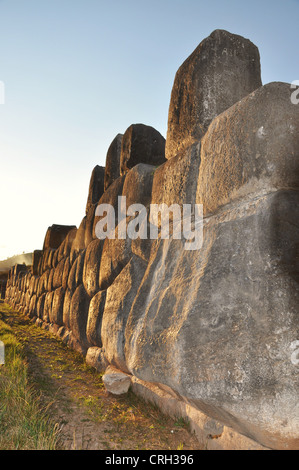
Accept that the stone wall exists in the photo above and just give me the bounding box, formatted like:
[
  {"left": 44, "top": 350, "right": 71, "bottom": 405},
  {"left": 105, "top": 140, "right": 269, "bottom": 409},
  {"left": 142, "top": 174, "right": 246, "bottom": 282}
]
[{"left": 5, "top": 30, "right": 299, "bottom": 450}]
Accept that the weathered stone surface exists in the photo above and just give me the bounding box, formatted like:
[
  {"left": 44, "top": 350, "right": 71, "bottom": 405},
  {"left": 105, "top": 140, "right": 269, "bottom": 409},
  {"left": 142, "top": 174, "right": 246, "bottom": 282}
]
[
  {"left": 165, "top": 29, "right": 262, "bottom": 159},
  {"left": 53, "top": 258, "right": 65, "bottom": 289},
  {"left": 43, "top": 224, "right": 77, "bottom": 250},
  {"left": 51, "top": 287, "right": 65, "bottom": 326},
  {"left": 86, "top": 290, "right": 106, "bottom": 347},
  {"left": 47, "top": 268, "right": 54, "bottom": 292},
  {"left": 62, "top": 288, "right": 72, "bottom": 330},
  {"left": 5, "top": 31, "right": 299, "bottom": 451},
  {"left": 125, "top": 191, "right": 299, "bottom": 450},
  {"left": 85, "top": 347, "right": 109, "bottom": 372},
  {"left": 28, "top": 294, "right": 37, "bottom": 319},
  {"left": 120, "top": 124, "right": 166, "bottom": 175},
  {"left": 93, "top": 175, "right": 126, "bottom": 239},
  {"left": 82, "top": 239, "right": 103, "bottom": 298},
  {"left": 104, "top": 134, "right": 123, "bottom": 191},
  {"left": 70, "top": 218, "right": 86, "bottom": 258},
  {"left": 84, "top": 204, "right": 96, "bottom": 248},
  {"left": 67, "top": 251, "right": 85, "bottom": 292},
  {"left": 36, "top": 293, "right": 46, "bottom": 319},
  {"left": 101, "top": 256, "right": 146, "bottom": 373},
  {"left": 122, "top": 163, "right": 155, "bottom": 209},
  {"left": 62, "top": 228, "right": 77, "bottom": 258},
  {"left": 99, "top": 220, "right": 132, "bottom": 290},
  {"left": 69, "top": 285, "right": 90, "bottom": 348},
  {"left": 196, "top": 82, "right": 299, "bottom": 215},
  {"left": 32, "top": 250, "right": 42, "bottom": 275},
  {"left": 152, "top": 142, "right": 201, "bottom": 207},
  {"left": 62, "top": 257, "right": 71, "bottom": 290},
  {"left": 102, "top": 366, "right": 131, "bottom": 395},
  {"left": 43, "top": 291, "right": 54, "bottom": 324},
  {"left": 131, "top": 377, "right": 268, "bottom": 450},
  {"left": 85, "top": 165, "right": 105, "bottom": 215}
]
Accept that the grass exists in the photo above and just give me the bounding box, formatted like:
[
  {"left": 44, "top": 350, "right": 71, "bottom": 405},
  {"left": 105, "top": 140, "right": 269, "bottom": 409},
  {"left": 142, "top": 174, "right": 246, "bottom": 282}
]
[
  {"left": 0, "top": 303, "right": 60, "bottom": 450},
  {"left": 0, "top": 302, "right": 199, "bottom": 450}
]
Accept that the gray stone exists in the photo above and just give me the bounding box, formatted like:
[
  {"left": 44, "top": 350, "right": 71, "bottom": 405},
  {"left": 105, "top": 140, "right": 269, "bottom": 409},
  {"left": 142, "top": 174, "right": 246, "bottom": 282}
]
[
  {"left": 125, "top": 191, "right": 299, "bottom": 450},
  {"left": 152, "top": 141, "right": 201, "bottom": 207},
  {"left": 197, "top": 82, "right": 299, "bottom": 215},
  {"left": 165, "top": 29, "right": 262, "bottom": 159},
  {"left": 70, "top": 217, "right": 86, "bottom": 258},
  {"left": 67, "top": 250, "right": 85, "bottom": 292},
  {"left": 99, "top": 219, "right": 132, "bottom": 290},
  {"left": 53, "top": 258, "right": 65, "bottom": 289},
  {"left": 120, "top": 124, "right": 166, "bottom": 175},
  {"left": 86, "top": 290, "right": 106, "bottom": 347},
  {"left": 63, "top": 288, "right": 72, "bottom": 330},
  {"left": 102, "top": 366, "right": 131, "bottom": 395},
  {"left": 86, "top": 347, "right": 109, "bottom": 372},
  {"left": 122, "top": 163, "right": 155, "bottom": 209},
  {"left": 69, "top": 285, "right": 90, "bottom": 348},
  {"left": 85, "top": 165, "right": 105, "bottom": 215},
  {"left": 92, "top": 175, "right": 126, "bottom": 239},
  {"left": 104, "top": 133, "right": 123, "bottom": 191},
  {"left": 43, "top": 224, "right": 77, "bottom": 250},
  {"left": 84, "top": 204, "right": 97, "bottom": 248},
  {"left": 32, "top": 250, "right": 42, "bottom": 275},
  {"left": 101, "top": 256, "right": 146, "bottom": 373},
  {"left": 83, "top": 239, "right": 103, "bottom": 297},
  {"left": 51, "top": 287, "right": 65, "bottom": 326},
  {"left": 62, "top": 257, "right": 71, "bottom": 290}
]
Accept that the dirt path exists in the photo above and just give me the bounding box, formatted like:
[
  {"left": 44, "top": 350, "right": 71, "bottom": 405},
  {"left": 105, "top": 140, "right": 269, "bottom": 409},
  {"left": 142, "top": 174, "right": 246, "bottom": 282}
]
[{"left": 1, "top": 304, "right": 200, "bottom": 450}]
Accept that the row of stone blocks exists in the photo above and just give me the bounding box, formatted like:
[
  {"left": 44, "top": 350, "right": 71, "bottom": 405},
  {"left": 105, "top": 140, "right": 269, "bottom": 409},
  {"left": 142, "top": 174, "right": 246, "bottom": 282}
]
[{"left": 4, "top": 29, "right": 299, "bottom": 449}]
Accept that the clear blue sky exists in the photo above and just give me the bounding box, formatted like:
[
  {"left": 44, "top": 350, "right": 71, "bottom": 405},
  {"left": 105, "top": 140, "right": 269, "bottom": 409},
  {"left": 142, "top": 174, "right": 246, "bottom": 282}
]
[{"left": 0, "top": 0, "right": 298, "bottom": 259}]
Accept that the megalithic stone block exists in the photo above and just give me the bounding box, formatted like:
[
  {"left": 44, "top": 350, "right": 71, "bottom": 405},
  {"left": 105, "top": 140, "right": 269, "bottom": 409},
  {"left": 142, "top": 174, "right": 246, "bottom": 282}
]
[
  {"left": 165, "top": 29, "right": 262, "bottom": 159},
  {"left": 43, "top": 224, "right": 77, "bottom": 250},
  {"left": 120, "top": 124, "right": 166, "bottom": 175},
  {"left": 104, "top": 133, "right": 123, "bottom": 191},
  {"left": 86, "top": 165, "right": 105, "bottom": 214}
]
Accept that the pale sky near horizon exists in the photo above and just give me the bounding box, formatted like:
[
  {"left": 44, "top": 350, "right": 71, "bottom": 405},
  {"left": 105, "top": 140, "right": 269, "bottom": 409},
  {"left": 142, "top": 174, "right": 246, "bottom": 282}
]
[{"left": 0, "top": 0, "right": 299, "bottom": 260}]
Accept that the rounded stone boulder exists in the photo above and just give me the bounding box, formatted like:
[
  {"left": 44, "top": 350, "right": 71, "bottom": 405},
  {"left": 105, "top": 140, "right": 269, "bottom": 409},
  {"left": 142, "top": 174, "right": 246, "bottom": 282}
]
[
  {"left": 120, "top": 124, "right": 166, "bottom": 175},
  {"left": 165, "top": 29, "right": 262, "bottom": 159}
]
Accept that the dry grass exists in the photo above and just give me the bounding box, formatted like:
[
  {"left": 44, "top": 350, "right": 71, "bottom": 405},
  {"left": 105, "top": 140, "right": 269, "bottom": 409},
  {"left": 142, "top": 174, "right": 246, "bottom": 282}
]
[
  {"left": 0, "top": 302, "right": 60, "bottom": 450},
  {"left": 0, "top": 301, "right": 200, "bottom": 450}
]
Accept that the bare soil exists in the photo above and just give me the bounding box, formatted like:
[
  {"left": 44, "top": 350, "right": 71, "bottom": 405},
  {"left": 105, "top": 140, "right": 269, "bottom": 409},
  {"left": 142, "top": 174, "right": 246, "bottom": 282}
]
[{"left": 2, "top": 304, "right": 201, "bottom": 451}]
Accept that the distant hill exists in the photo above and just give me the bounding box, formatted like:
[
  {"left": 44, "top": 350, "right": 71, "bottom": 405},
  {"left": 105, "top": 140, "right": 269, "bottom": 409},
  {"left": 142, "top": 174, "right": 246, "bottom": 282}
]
[{"left": 0, "top": 253, "right": 33, "bottom": 273}]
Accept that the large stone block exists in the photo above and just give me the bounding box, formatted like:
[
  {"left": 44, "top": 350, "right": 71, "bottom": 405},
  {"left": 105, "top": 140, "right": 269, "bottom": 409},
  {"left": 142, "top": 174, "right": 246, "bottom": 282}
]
[
  {"left": 86, "top": 290, "right": 106, "bottom": 347},
  {"left": 120, "top": 124, "right": 166, "bottom": 175},
  {"left": 165, "top": 29, "right": 262, "bottom": 159},
  {"left": 82, "top": 239, "right": 104, "bottom": 298},
  {"left": 125, "top": 190, "right": 299, "bottom": 450},
  {"left": 122, "top": 163, "right": 155, "bottom": 209},
  {"left": 92, "top": 175, "right": 125, "bottom": 239},
  {"left": 101, "top": 256, "right": 147, "bottom": 373},
  {"left": 196, "top": 82, "right": 299, "bottom": 215},
  {"left": 152, "top": 141, "right": 201, "bottom": 206},
  {"left": 67, "top": 250, "right": 85, "bottom": 292},
  {"left": 32, "top": 250, "right": 42, "bottom": 275},
  {"left": 99, "top": 220, "right": 132, "bottom": 290},
  {"left": 69, "top": 285, "right": 90, "bottom": 348},
  {"left": 43, "top": 224, "right": 77, "bottom": 250},
  {"left": 53, "top": 258, "right": 65, "bottom": 289},
  {"left": 51, "top": 287, "right": 65, "bottom": 326},
  {"left": 85, "top": 165, "right": 105, "bottom": 215},
  {"left": 104, "top": 133, "right": 123, "bottom": 191},
  {"left": 63, "top": 288, "right": 72, "bottom": 330}
]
